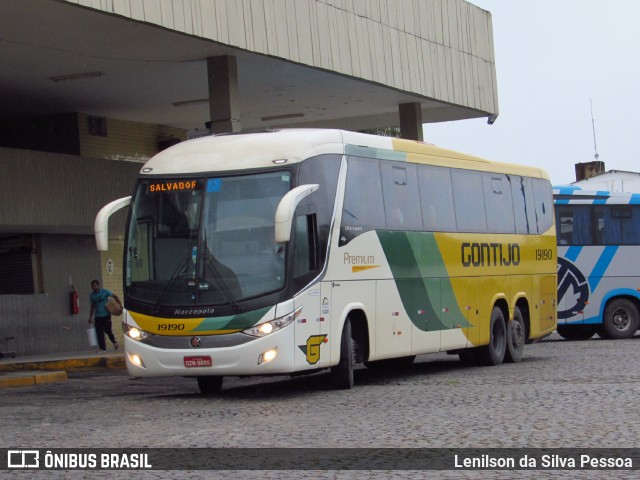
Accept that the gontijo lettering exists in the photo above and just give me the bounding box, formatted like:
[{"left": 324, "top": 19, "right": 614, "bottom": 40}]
[
  {"left": 149, "top": 180, "right": 197, "bottom": 192},
  {"left": 461, "top": 242, "right": 520, "bottom": 267}
]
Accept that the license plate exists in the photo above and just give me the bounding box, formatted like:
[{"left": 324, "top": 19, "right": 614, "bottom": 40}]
[{"left": 184, "top": 355, "right": 212, "bottom": 368}]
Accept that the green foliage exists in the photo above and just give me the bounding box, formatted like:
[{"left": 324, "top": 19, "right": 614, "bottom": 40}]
[{"left": 359, "top": 126, "right": 401, "bottom": 138}]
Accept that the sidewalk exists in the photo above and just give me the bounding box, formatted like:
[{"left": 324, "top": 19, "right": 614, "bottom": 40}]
[{"left": 0, "top": 350, "right": 125, "bottom": 389}]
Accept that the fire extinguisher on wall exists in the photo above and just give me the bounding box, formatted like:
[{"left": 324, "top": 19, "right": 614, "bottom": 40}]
[{"left": 70, "top": 286, "right": 80, "bottom": 315}]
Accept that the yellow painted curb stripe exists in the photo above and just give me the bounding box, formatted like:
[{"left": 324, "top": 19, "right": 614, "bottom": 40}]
[
  {"left": 0, "top": 356, "right": 125, "bottom": 372},
  {"left": 0, "top": 371, "right": 67, "bottom": 389},
  {"left": 34, "top": 371, "right": 68, "bottom": 384},
  {"left": 0, "top": 375, "right": 35, "bottom": 388}
]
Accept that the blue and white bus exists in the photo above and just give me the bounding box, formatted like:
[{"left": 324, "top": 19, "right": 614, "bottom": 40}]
[{"left": 554, "top": 186, "right": 640, "bottom": 340}]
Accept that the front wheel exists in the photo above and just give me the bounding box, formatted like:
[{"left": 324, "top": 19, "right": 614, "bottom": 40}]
[
  {"left": 505, "top": 306, "right": 525, "bottom": 363},
  {"left": 331, "top": 318, "right": 354, "bottom": 389},
  {"left": 602, "top": 299, "right": 640, "bottom": 339},
  {"left": 197, "top": 376, "right": 223, "bottom": 395},
  {"left": 476, "top": 306, "right": 507, "bottom": 366}
]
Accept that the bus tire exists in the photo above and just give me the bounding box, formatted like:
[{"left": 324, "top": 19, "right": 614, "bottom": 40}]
[
  {"left": 331, "top": 318, "right": 354, "bottom": 389},
  {"left": 477, "top": 306, "right": 507, "bottom": 366},
  {"left": 197, "top": 376, "right": 223, "bottom": 395},
  {"left": 556, "top": 324, "right": 596, "bottom": 340},
  {"left": 603, "top": 298, "right": 640, "bottom": 340},
  {"left": 505, "top": 306, "right": 525, "bottom": 363}
]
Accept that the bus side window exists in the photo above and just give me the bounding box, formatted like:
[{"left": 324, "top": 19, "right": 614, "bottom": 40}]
[
  {"left": 532, "top": 178, "right": 554, "bottom": 234},
  {"left": 341, "top": 157, "right": 386, "bottom": 245},
  {"left": 570, "top": 206, "right": 593, "bottom": 245},
  {"left": 555, "top": 206, "right": 572, "bottom": 245},
  {"left": 626, "top": 206, "right": 640, "bottom": 244},
  {"left": 483, "top": 174, "right": 515, "bottom": 233},
  {"left": 297, "top": 154, "right": 342, "bottom": 262},
  {"left": 418, "top": 165, "right": 455, "bottom": 232},
  {"left": 293, "top": 213, "right": 319, "bottom": 278},
  {"left": 511, "top": 176, "right": 536, "bottom": 234},
  {"left": 602, "top": 206, "right": 630, "bottom": 245},
  {"left": 380, "top": 161, "right": 422, "bottom": 231},
  {"left": 592, "top": 205, "right": 640, "bottom": 246},
  {"left": 130, "top": 219, "right": 152, "bottom": 282},
  {"left": 593, "top": 206, "right": 605, "bottom": 245},
  {"left": 451, "top": 169, "right": 487, "bottom": 232}
]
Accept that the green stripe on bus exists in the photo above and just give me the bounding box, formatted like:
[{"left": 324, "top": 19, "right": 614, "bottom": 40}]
[
  {"left": 192, "top": 306, "right": 272, "bottom": 332},
  {"left": 377, "top": 231, "right": 470, "bottom": 331}
]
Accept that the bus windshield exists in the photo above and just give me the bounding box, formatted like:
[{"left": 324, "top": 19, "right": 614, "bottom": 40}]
[{"left": 125, "top": 171, "right": 291, "bottom": 307}]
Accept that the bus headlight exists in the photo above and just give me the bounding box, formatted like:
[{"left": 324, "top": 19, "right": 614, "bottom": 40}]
[
  {"left": 258, "top": 348, "right": 278, "bottom": 365},
  {"left": 124, "top": 324, "right": 152, "bottom": 341},
  {"left": 128, "top": 353, "right": 146, "bottom": 368},
  {"left": 242, "top": 306, "right": 302, "bottom": 337}
]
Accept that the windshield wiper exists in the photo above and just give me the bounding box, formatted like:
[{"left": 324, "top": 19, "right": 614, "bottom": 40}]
[
  {"left": 200, "top": 232, "right": 241, "bottom": 309},
  {"left": 202, "top": 250, "right": 239, "bottom": 310},
  {"left": 154, "top": 253, "right": 193, "bottom": 307}
]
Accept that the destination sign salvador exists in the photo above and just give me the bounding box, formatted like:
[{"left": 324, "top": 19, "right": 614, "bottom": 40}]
[{"left": 148, "top": 180, "right": 197, "bottom": 193}]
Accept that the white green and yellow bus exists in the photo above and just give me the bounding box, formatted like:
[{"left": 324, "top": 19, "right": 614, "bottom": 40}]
[
  {"left": 95, "top": 129, "right": 557, "bottom": 394},
  {"left": 554, "top": 186, "right": 640, "bottom": 340}
]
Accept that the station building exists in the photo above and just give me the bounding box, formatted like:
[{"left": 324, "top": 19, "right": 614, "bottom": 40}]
[
  {"left": 0, "top": 0, "right": 498, "bottom": 356},
  {"left": 573, "top": 162, "right": 640, "bottom": 192}
]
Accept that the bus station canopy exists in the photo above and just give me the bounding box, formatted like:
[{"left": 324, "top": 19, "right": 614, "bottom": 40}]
[{"left": 0, "top": 0, "right": 498, "bottom": 133}]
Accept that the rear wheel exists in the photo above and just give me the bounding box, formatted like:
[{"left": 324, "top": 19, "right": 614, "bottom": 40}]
[
  {"left": 505, "top": 306, "right": 525, "bottom": 363},
  {"left": 602, "top": 299, "right": 640, "bottom": 339},
  {"left": 197, "top": 376, "right": 223, "bottom": 395},
  {"left": 331, "top": 318, "right": 354, "bottom": 389},
  {"left": 476, "top": 306, "right": 507, "bottom": 366},
  {"left": 556, "top": 324, "right": 596, "bottom": 340}
]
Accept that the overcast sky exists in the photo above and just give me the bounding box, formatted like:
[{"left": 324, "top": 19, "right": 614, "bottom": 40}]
[{"left": 423, "top": 0, "right": 640, "bottom": 185}]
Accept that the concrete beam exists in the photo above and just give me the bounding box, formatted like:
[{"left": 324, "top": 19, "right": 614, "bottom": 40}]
[
  {"left": 399, "top": 103, "right": 423, "bottom": 141},
  {"left": 207, "top": 56, "right": 241, "bottom": 134}
]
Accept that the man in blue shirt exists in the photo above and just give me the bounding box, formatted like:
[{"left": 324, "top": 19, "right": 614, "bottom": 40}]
[{"left": 88, "top": 279, "right": 122, "bottom": 353}]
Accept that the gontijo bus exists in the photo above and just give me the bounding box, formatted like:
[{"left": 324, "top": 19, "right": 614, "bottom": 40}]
[
  {"left": 554, "top": 186, "right": 640, "bottom": 340},
  {"left": 95, "top": 129, "right": 557, "bottom": 394}
]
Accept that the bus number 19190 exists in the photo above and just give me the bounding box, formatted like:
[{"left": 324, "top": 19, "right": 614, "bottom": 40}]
[
  {"left": 157, "top": 323, "right": 185, "bottom": 332},
  {"left": 535, "top": 249, "right": 554, "bottom": 261}
]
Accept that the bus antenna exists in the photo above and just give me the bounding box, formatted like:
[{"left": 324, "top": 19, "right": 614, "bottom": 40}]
[{"left": 590, "top": 98, "right": 599, "bottom": 161}]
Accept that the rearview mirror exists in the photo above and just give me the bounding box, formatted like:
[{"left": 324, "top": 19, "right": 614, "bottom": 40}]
[
  {"left": 95, "top": 196, "right": 131, "bottom": 251},
  {"left": 274, "top": 184, "right": 319, "bottom": 243}
]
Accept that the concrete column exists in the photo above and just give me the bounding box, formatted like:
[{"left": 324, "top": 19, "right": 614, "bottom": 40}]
[
  {"left": 207, "top": 56, "right": 241, "bottom": 134},
  {"left": 399, "top": 102, "right": 423, "bottom": 141}
]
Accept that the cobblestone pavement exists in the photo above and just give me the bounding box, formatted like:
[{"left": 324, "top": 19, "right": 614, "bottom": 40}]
[{"left": 2, "top": 332, "right": 639, "bottom": 479}]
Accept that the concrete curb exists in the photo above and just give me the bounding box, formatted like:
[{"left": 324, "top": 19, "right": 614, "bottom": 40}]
[
  {"left": 0, "top": 354, "right": 125, "bottom": 389},
  {"left": 0, "top": 371, "right": 68, "bottom": 389},
  {"left": 0, "top": 355, "right": 125, "bottom": 372}
]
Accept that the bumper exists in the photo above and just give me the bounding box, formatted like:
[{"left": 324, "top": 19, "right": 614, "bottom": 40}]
[{"left": 124, "top": 325, "right": 295, "bottom": 377}]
